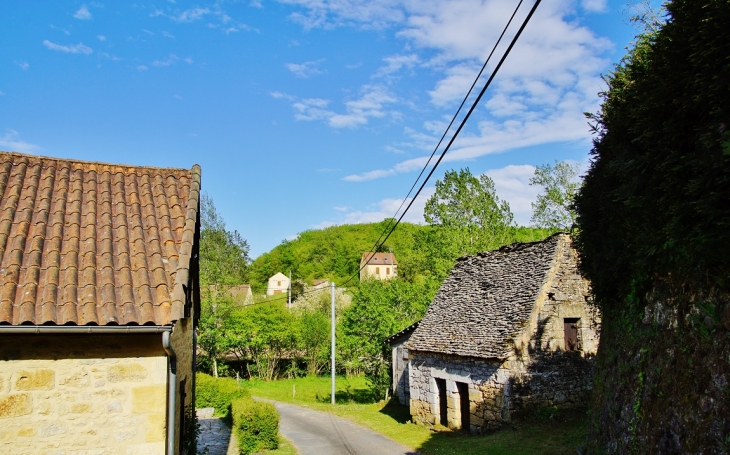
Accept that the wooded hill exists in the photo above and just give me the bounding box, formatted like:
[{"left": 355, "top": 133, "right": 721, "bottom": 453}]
[{"left": 248, "top": 220, "right": 556, "bottom": 293}]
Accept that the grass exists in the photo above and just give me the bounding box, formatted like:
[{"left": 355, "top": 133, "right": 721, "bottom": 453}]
[{"left": 244, "top": 375, "right": 588, "bottom": 455}]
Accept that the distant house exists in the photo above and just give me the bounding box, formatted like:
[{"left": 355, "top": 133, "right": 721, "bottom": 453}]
[
  {"left": 311, "top": 279, "right": 329, "bottom": 289},
  {"left": 266, "top": 272, "right": 290, "bottom": 296},
  {"left": 0, "top": 151, "right": 201, "bottom": 454},
  {"left": 360, "top": 252, "right": 398, "bottom": 281},
  {"left": 403, "top": 234, "right": 599, "bottom": 433}
]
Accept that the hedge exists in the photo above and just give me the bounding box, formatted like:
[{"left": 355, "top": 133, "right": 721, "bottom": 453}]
[
  {"left": 231, "top": 398, "right": 279, "bottom": 455},
  {"left": 196, "top": 373, "right": 250, "bottom": 418}
]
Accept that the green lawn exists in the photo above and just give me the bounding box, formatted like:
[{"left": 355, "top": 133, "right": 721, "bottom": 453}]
[{"left": 244, "top": 375, "right": 588, "bottom": 455}]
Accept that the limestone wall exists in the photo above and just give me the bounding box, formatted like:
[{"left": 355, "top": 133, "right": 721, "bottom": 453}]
[
  {"left": 0, "top": 334, "right": 167, "bottom": 455},
  {"left": 170, "top": 317, "right": 195, "bottom": 455},
  {"left": 409, "top": 352, "right": 506, "bottom": 433}
]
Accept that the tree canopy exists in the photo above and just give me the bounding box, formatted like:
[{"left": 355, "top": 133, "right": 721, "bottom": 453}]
[{"left": 529, "top": 160, "right": 581, "bottom": 230}]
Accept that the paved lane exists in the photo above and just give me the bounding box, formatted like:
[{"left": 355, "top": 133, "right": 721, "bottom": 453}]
[{"left": 263, "top": 400, "right": 419, "bottom": 455}]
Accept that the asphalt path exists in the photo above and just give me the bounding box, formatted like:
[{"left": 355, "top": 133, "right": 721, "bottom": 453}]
[{"left": 261, "top": 399, "right": 419, "bottom": 455}]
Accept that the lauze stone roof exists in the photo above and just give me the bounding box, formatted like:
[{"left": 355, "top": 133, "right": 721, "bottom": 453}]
[
  {"left": 408, "top": 234, "right": 565, "bottom": 360},
  {"left": 360, "top": 252, "right": 397, "bottom": 266},
  {"left": 0, "top": 151, "right": 200, "bottom": 326}
]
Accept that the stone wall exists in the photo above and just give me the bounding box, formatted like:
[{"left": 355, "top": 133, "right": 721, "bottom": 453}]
[
  {"left": 170, "top": 317, "right": 195, "bottom": 455},
  {"left": 0, "top": 334, "right": 167, "bottom": 455}
]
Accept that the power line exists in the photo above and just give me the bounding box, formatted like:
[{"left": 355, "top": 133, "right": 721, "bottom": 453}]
[{"left": 340, "top": 0, "right": 541, "bottom": 289}]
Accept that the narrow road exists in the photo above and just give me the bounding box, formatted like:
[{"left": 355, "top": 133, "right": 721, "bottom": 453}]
[{"left": 262, "top": 399, "right": 419, "bottom": 455}]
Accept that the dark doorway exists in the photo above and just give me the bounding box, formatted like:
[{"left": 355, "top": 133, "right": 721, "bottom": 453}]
[
  {"left": 456, "top": 381, "right": 470, "bottom": 433},
  {"left": 435, "top": 378, "right": 448, "bottom": 426},
  {"left": 564, "top": 318, "right": 580, "bottom": 351}
]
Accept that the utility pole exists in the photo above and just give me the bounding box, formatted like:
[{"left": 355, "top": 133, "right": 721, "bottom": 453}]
[
  {"left": 288, "top": 269, "right": 291, "bottom": 311},
  {"left": 331, "top": 281, "right": 335, "bottom": 405}
]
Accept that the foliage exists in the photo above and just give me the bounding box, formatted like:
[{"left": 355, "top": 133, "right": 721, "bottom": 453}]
[
  {"left": 296, "top": 308, "right": 330, "bottom": 376},
  {"left": 197, "top": 291, "right": 239, "bottom": 378},
  {"left": 195, "top": 373, "right": 250, "bottom": 419},
  {"left": 225, "top": 302, "right": 298, "bottom": 381},
  {"left": 574, "top": 0, "right": 730, "bottom": 451},
  {"left": 340, "top": 277, "right": 440, "bottom": 398},
  {"left": 574, "top": 0, "right": 730, "bottom": 306},
  {"left": 200, "top": 193, "right": 250, "bottom": 286},
  {"left": 529, "top": 160, "right": 582, "bottom": 230},
  {"left": 424, "top": 168, "right": 514, "bottom": 256},
  {"left": 231, "top": 398, "right": 279, "bottom": 455}
]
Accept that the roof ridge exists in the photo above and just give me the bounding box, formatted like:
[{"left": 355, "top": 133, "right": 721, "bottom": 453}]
[{"left": 0, "top": 151, "right": 196, "bottom": 174}]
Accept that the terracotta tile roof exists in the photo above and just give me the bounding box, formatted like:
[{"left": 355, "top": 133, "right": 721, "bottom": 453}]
[
  {"left": 408, "top": 234, "right": 567, "bottom": 360},
  {"left": 0, "top": 151, "right": 200, "bottom": 326},
  {"left": 360, "top": 252, "right": 397, "bottom": 267}
]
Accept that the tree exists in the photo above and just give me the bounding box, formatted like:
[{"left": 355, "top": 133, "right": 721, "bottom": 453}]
[
  {"left": 200, "top": 193, "right": 250, "bottom": 286},
  {"left": 529, "top": 160, "right": 582, "bottom": 230},
  {"left": 424, "top": 168, "right": 514, "bottom": 257},
  {"left": 340, "top": 277, "right": 439, "bottom": 399},
  {"left": 197, "top": 193, "right": 251, "bottom": 376}
]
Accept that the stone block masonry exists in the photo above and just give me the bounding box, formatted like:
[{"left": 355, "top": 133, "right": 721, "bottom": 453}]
[{"left": 0, "top": 334, "right": 168, "bottom": 455}]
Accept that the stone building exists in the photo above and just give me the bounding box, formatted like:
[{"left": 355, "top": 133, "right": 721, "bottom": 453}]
[
  {"left": 406, "top": 233, "right": 599, "bottom": 433},
  {"left": 0, "top": 151, "right": 201, "bottom": 454},
  {"left": 359, "top": 252, "right": 397, "bottom": 281},
  {"left": 385, "top": 322, "right": 418, "bottom": 406}
]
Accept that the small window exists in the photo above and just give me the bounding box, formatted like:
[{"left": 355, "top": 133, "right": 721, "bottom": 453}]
[
  {"left": 376, "top": 267, "right": 380, "bottom": 274},
  {"left": 386, "top": 267, "right": 390, "bottom": 275},
  {"left": 564, "top": 318, "right": 580, "bottom": 351},
  {"left": 277, "top": 280, "right": 281, "bottom": 286}
]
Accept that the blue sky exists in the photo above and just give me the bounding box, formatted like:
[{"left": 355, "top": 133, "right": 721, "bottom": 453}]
[{"left": 1, "top": 0, "right": 641, "bottom": 257}]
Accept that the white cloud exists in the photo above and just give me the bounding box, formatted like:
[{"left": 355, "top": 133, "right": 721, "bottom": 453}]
[
  {"left": 581, "top": 0, "right": 608, "bottom": 13},
  {"left": 278, "top": 85, "right": 398, "bottom": 129},
  {"left": 74, "top": 5, "right": 92, "bottom": 20},
  {"left": 282, "top": 0, "right": 611, "bottom": 181},
  {"left": 43, "top": 40, "right": 93, "bottom": 54},
  {"left": 137, "top": 65, "right": 148, "bottom": 71},
  {"left": 250, "top": 0, "right": 263, "bottom": 7},
  {"left": 97, "top": 35, "right": 106, "bottom": 41},
  {"left": 151, "top": 54, "right": 192, "bottom": 67},
  {"left": 375, "top": 53, "right": 419, "bottom": 77},
  {"left": 317, "top": 189, "right": 433, "bottom": 228},
  {"left": 173, "top": 7, "right": 210, "bottom": 22},
  {"left": 162, "top": 31, "right": 175, "bottom": 39},
  {"left": 0, "top": 130, "right": 41, "bottom": 153},
  {"left": 333, "top": 206, "right": 351, "bottom": 212},
  {"left": 16, "top": 61, "right": 29, "bottom": 70},
  {"left": 285, "top": 60, "right": 325, "bottom": 78},
  {"left": 484, "top": 164, "right": 539, "bottom": 226}
]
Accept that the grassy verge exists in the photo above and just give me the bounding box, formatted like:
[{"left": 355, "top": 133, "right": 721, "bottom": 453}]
[{"left": 245, "top": 375, "right": 588, "bottom": 455}]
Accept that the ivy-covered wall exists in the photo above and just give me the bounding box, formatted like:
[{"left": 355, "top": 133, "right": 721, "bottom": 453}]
[{"left": 574, "top": 0, "right": 730, "bottom": 451}]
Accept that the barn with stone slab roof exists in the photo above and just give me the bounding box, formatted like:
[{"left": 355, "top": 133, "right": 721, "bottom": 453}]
[
  {"left": 0, "top": 151, "right": 201, "bottom": 454},
  {"left": 405, "top": 233, "right": 600, "bottom": 433}
]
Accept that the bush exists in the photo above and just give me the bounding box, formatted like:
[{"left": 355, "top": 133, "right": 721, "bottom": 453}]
[
  {"left": 231, "top": 398, "right": 279, "bottom": 455},
  {"left": 196, "top": 373, "right": 250, "bottom": 418}
]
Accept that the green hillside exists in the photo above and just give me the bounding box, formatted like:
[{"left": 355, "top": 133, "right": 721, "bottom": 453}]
[{"left": 248, "top": 220, "right": 556, "bottom": 292}]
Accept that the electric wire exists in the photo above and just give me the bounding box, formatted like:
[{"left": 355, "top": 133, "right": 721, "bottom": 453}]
[
  {"left": 227, "top": 0, "right": 542, "bottom": 306},
  {"left": 340, "top": 0, "right": 542, "bottom": 289},
  {"left": 358, "top": 0, "right": 526, "bottom": 269}
]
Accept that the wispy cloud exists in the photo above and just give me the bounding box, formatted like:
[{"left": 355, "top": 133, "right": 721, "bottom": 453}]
[
  {"left": 43, "top": 40, "right": 93, "bottom": 54},
  {"left": 0, "top": 130, "right": 41, "bottom": 153},
  {"left": 97, "top": 35, "right": 106, "bottom": 41},
  {"left": 137, "top": 65, "right": 148, "bottom": 71},
  {"left": 172, "top": 7, "right": 210, "bottom": 22},
  {"left": 283, "top": 0, "right": 611, "bottom": 181},
  {"left": 285, "top": 60, "right": 325, "bottom": 78},
  {"left": 151, "top": 54, "right": 193, "bottom": 67},
  {"left": 74, "top": 5, "right": 92, "bottom": 20},
  {"left": 277, "top": 85, "right": 398, "bottom": 129},
  {"left": 162, "top": 31, "right": 175, "bottom": 38},
  {"left": 315, "top": 189, "right": 433, "bottom": 229},
  {"left": 15, "top": 61, "right": 29, "bottom": 70}
]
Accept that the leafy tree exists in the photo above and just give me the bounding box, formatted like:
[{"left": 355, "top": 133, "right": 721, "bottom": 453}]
[
  {"left": 200, "top": 193, "right": 250, "bottom": 286},
  {"left": 197, "top": 193, "right": 251, "bottom": 376},
  {"left": 340, "top": 277, "right": 439, "bottom": 399},
  {"left": 226, "top": 302, "right": 297, "bottom": 381},
  {"left": 529, "top": 160, "right": 582, "bottom": 230},
  {"left": 424, "top": 168, "right": 514, "bottom": 258}
]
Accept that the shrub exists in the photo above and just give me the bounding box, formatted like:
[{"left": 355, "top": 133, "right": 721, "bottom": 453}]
[
  {"left": 196, "top": 373, "right": 250, "bottom": 418},
  {"left": 231, "top": 398, "right": 279, "bottom": 455}
]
